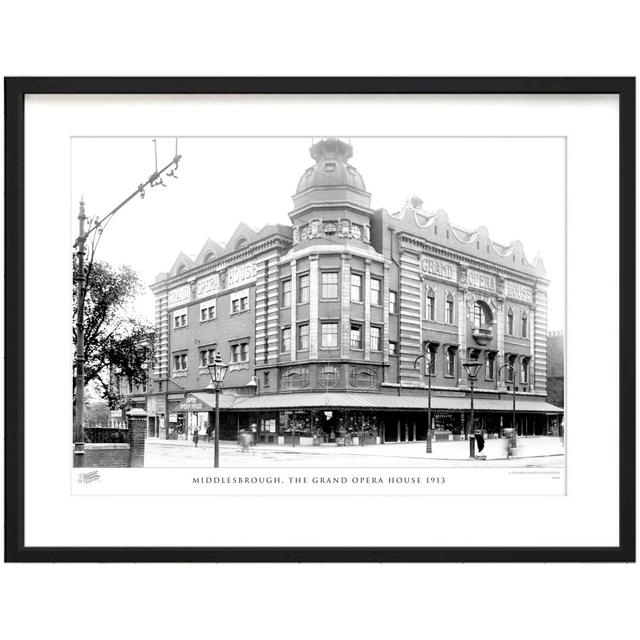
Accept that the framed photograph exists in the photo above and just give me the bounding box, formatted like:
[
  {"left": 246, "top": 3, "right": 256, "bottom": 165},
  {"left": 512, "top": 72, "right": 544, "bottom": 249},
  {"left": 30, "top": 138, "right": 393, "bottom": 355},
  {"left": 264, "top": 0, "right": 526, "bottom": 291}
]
[{"left": 5, "top": 77, "right": 635, "bottom": 562}]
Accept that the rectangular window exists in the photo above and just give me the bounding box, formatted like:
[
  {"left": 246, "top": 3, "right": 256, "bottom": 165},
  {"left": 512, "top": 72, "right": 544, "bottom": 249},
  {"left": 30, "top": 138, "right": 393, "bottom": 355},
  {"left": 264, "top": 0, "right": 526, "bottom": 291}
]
[
  {"left": 389, "top": 290, "right": 398, "bottom": 314},
  {"left": 297, "top": 323, "right": 309, "bottom": 351},
  {"left": 485, "top": 353, "right": 495, "bottom": 380},
  {"left": 389, "top": 341, "right": 398, "bottom": 356},
  {"left": 231, "top": 342, "right": 249, "bottom": 363},
  {"left": 370, "top": 325, "right": 381, "bottom": 351},
  {"left": 173, "top": 353, "right": 187, "bottom": 370},
  {"left": 426, "top": 291, "right": 435, "bottom": 321},
  {"left": 200, "top": 348, "right": 217, "bottom": 367},
  {"left": 507, "top": 356, "right": 516, "bottom": 382},
  {"left": 200, "top": 301, "right": 216, "bottom": 322},
  {"left": 521, "top": 359, "right": 529, "bottom": 384},
  {"left": 370, "top": 278, "right": 382, "bottom": 305},
  {"left": 427, "top": 347, "right": 437, "bottom": 375},
  {"left": 445, "top": 296, "right": 454, "bottom": 324},
  {"left": 445, "top": 348, "right": 456, "bottom": 377},
  {"left": 350, "top": 323, "right": 363, "bottom": 349},
  {"left": 321, "top": 322, "right": 338, "bottom": 348},
  {"left": 298, "top": 274, "right": 310, "bottom": 304},
  {"left": 230, "top": 288, "right": 250, "bottom": 314},
  {"left": 321, "top": 272, "right": 339, "bottom": 299},
  {"left": 281, "top": 279, "right": 292, "bottom": 307},
  {"left": 351, "top": 273, "right": 363, "bottom": 302},
  {"left": 281, "top": 327, "right": 291, "bottom": 352},
  {"left": 173, "top": 310, "right": 187, "bottom": 328},
  {"left": 522, "top": 313, "right": 528, "bottom": 338}
]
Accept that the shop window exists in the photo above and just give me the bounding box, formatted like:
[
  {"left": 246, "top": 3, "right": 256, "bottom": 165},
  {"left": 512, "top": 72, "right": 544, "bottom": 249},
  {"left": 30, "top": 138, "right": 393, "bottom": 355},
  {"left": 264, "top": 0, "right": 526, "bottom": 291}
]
[
  {"left": 281, "top": 279, "right": 292, "bottom": 307},
  {"left": 370, "top": 326, "right": 382, "bottom": 351},
  {"left": 281, "top": 327, "right": 291, "bottom": 353},
  {"left": 200, "top": 301, "right": 216, "bottom": 322},
  {"left": 297, "top": 323, "right": 309, "bottom": 351},
  {"left": 351, "top": 273, "right": 363, "bottom": 302},
  {"left": 321, "top": 272, "right": 339, "bottom": 299},
  {"left": 350, "top": 323, "right": 363, "bottom": 349},
  {"left": 298, "top": 273, "right": 310, "bottom": 304},
  {"left": 389, "top": 290, "right": 398, "bottom": 314},
  {"left": 321, "top": 322, "right": 338, "bottom": 348},
  {"left": 261, "top": 418, "right": 276, "bottom": 433},
  {"left": 445, "top": 293, "right": 454, "bottom": 324},
  {"left": 426, "top": 287, "right": 436, "bottom": 321},
  {"left": 370, "top": 278, "right": 382, "bottom": 305}
]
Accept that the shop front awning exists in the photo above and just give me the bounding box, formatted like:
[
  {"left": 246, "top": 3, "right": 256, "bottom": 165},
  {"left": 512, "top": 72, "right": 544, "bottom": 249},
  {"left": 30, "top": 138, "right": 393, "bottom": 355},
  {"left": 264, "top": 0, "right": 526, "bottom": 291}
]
[
  {"left": 233, "top": 392, "right": 563, "bottom": 414},
  {"left": 172, "top": 392, "right": 242, "bottom": 412}
]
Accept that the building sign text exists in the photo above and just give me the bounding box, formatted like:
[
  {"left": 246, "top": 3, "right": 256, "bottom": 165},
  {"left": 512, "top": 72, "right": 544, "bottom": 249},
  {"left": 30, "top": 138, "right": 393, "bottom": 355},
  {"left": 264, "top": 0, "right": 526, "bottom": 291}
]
[
  {"left": 167, "top": 285, "right": 191, "bottom": 308},
  {"left": 467, "top": 269, "right": 497, "bottom": 292},
  {"left": 420, "top": 256, "right": 457, "bottom": 282},
  {"left": 505, "top": 281, "right": 533, "bottom": 303}
]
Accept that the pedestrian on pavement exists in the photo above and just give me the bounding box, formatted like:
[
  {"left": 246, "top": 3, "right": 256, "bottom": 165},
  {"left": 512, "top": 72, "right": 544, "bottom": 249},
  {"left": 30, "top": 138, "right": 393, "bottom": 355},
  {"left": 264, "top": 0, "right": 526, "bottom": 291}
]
[
  {"left": 193, "top": 426, "right": 200, "bottom": 448},
  {"left": 206, "top": 424, "right": 213, "bottom": 443}
]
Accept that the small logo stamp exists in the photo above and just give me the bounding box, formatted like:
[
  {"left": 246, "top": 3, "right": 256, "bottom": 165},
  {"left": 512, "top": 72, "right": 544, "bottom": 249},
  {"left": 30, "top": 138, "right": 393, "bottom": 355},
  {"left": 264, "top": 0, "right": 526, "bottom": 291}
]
[{"left": 78, "top": 470, "right": 101, "bottom": 484}]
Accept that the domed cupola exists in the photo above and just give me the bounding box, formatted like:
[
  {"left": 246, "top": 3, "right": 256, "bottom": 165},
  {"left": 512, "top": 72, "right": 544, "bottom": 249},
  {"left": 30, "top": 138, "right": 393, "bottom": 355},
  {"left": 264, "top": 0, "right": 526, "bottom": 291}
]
[{"left": 292, "top": 138, "right": 372, "bottom": 213}]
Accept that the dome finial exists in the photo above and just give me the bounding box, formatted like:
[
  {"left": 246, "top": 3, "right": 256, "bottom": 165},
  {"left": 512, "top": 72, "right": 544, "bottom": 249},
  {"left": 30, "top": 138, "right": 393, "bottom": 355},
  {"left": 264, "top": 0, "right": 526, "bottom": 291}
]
[{"left": 310, "top": 137, "right": 353, "bottom": 163}]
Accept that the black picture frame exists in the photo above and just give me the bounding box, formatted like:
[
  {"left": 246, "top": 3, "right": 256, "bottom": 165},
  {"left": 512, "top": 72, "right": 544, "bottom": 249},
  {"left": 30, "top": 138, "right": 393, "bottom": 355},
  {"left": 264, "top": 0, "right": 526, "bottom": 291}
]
[{"left": 4, "top": 76, "right": 635, "bottom": 563}]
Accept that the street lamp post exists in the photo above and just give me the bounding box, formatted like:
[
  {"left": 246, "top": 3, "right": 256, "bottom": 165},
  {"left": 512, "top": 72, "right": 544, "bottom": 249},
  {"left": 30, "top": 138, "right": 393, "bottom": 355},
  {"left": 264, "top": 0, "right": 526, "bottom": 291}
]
[
  {"left": 207, "top": 352, "right": 229, "bottom": 468},
  {"left": 462, "top": 361, "right": 483, "bottom": 458},
  {"left": 498, "top": 363, "right": 518, "bottom": 450},
  {"left": 73, "top": 139, "right": 181, "bottom": 464},
  {"left": 414, "top": 348, "right": 433, "bottom": 453}
]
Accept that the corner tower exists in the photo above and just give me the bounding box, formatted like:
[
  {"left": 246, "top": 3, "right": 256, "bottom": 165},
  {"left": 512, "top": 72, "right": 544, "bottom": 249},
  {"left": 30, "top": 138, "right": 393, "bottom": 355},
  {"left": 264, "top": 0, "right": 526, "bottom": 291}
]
[{"left": 290, "top": 138, "right": 374, "bottom": 247}]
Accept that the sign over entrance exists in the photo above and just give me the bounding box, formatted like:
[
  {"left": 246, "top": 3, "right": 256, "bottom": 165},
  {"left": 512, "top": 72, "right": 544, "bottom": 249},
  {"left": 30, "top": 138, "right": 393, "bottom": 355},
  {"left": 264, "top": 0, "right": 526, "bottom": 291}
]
[{"left": 174, "top": 393, "right": 215, "bottom": 412}]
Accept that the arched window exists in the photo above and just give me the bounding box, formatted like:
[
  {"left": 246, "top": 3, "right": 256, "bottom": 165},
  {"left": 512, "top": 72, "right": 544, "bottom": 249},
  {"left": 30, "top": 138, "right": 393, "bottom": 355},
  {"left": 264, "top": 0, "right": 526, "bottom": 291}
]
[
  {"left": 426, "top": 287, "right": 436, "bottom": 321},
  {"left": 426, "top": 344, "right": 437, "bottom": 375},
  {"left": 521, "top": 358, "right": 529, "bottom": 384},
  {"left": 176, "top": 263, "right": 187, "bottom": 275},
  {"left": 204, "top": 251, "right": 216, "bottom": 263},
  {"left": 474, "top": 301, "right": 492, "bottom": 328},
  {"left": 235, "top": 236, "right": 248, "bottom": 251},
  {"left": 521, "top": 311, "right": 528, "bottom": 338},
  {"left": 445, "top": 347, "right": 456, "bottom": 377},
  {"left": 506, "top": 307, "right": 514, "bottom": 335},
  {"left": 445, "top": 293, "right": 455, "bottom": 324}
]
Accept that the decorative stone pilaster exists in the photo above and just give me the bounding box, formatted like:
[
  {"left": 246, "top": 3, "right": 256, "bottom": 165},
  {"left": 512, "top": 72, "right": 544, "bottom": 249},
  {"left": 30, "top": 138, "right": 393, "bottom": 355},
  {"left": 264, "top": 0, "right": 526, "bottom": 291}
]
[
  {"left": 364, "top": 259, "right": 372, "bottom": 360},
  {"left": 290, "top": 258, "right": 297, "bottom": 362},
  {"left": 340, "top": 254, "right": 351, "bottom": 359},
  {"left": 309, "top": 256, "right": 319, "bottom": 359}
]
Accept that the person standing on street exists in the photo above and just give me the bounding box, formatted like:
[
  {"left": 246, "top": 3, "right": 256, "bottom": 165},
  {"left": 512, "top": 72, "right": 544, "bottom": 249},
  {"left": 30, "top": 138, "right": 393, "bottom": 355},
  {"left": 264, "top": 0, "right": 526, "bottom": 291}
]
[{"left": 193, "top": 426, "right": 200, "bottom": 448}]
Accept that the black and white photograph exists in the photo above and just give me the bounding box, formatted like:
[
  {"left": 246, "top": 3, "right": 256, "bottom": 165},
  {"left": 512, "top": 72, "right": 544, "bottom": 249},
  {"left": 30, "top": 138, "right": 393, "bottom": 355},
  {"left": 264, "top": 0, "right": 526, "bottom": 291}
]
[{"left": 71, "top": 135, "right": 566, "bottom": 477}]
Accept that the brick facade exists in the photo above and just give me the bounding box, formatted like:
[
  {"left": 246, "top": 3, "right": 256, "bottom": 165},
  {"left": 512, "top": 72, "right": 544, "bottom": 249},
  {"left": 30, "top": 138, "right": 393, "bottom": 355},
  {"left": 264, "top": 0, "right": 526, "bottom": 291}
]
[{"left": 134, "top": 139, "right": 560, "bottom": 440}]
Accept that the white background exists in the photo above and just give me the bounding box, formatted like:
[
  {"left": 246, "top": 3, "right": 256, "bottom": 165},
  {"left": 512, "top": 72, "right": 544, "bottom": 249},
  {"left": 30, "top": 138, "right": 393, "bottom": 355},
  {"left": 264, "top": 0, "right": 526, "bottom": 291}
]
[{"left": 1, "top": 2, "right": 638, "bottom": 640}]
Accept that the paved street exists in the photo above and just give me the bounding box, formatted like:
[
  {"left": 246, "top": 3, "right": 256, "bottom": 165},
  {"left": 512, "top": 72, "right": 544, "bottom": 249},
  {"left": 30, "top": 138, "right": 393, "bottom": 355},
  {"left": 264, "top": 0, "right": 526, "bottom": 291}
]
[{"left": 144, "top": 436, "right": 565, "bottom": 468}]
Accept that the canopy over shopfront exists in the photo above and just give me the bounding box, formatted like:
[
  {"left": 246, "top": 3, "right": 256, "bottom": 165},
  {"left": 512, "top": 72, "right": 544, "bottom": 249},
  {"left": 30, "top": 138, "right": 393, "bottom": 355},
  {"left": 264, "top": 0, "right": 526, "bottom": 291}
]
[
  {"left": 232, "top": 392, "right": 563, "bottom": 414},
  {"left": 172, "top": 392, "right": 242, "bottom": 412}
]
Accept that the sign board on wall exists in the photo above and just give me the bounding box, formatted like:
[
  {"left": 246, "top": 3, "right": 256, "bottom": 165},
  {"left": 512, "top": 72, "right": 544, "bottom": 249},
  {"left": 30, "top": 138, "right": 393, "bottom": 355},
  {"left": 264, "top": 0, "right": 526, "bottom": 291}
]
[
  {"left": 167, "top": 260, "right": 258, "bottom": 308},
  {"left": 505, "top": 281, "right": 533, "bottom": 303},
  {"left": 420, "top": 256, "right": 457, "bottom": 282},
  {"left": 467, "top": 269, "right": 497, "bottom": 293}
]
